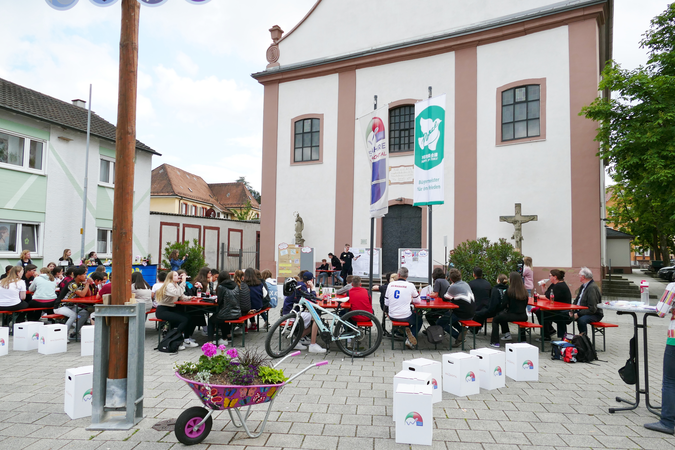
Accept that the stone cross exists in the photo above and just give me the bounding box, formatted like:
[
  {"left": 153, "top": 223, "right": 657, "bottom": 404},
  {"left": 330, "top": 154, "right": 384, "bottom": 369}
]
[{"left": 499, "top": 203, "right": 537, "bottom": 252}]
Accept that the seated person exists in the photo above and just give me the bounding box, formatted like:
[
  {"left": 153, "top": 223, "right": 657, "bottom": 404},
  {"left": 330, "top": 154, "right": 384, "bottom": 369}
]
[
  {"left": 317, "top": 259, "right": 330, "bottom": 286},
  {"left": 468, "top": 267, "right": 492, "bottom": 315},
  {"left": 426, "top": 268, "right": 450, "bottom": 326},
  {"left": 281, "top": 272, "right": 326, "bottom": 353},
  {"left": 0, "top": 266, "right": 28, "bottom": 312},
  {"left": 438, "top": 268, "right": 476, "bottom": 347},
  {"left": 384, "top": 267, "right": 420, "bottom": 349},
  {"left": 340, "top": 276, "right": 373, "bottom": 322},
  {"left": 570, "top": 267, "right": 603, "bottom": 335},
  {"left": 55, "top": 266, "right": 93, "bottom": 338},
  {"left": 536, "top": 269, "right": 572, "bottom": 341},
  {"left": 474, "top": 273, "right": 509, "bottom": 334},
  {"left": 490, "top": 272, "right": 528, "bottom": 347},
  {"left": 96, "top": 272, "right": 111, "bottom": 300},
  {"left": 0, "top": 264, "right": 12, "bottom": 281},
  {"left": 208, "top": 271, "right": 240, "bottom": 345},
  {"left": 328, "top": 252, "right": 343, "bottom": 285},
  {"left": 26, "top": 267, "right": 59, "bottom": 321},
  {"left": 336, "top": 275, "right": 354, "bottom": 296},
  {"left": 152, "top": 271, "right": 168, "bottom": 307},
  {"left": 155, "top": 271, "right": 198, "bottom": 349}
]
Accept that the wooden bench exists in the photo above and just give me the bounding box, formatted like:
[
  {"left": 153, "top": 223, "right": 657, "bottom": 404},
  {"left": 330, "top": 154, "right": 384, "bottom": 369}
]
[
  {"left": 512, "top": 321, "right": 543, "bottom": 344},
  {"left": 221, "top": 307, "right": 271, "bottom": 347},
  {"left": 1, "top": 308, "right": 53, "bottom": 334},
  {"left": 589, "top": 322, "right": 618, "bottom": 352},
  {"left": 149, "top": 317, "right": 168, "bottom": 347},
  {"left": 459, "top": 320, "right": 482, "bottom": 351},
  {"left": 354, "top": 319, "right": 373, "bottom": 348}
]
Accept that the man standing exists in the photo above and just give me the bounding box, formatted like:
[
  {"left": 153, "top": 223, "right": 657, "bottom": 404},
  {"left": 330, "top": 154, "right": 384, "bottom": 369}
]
[
  {"left": 438, "top": 268, "right": 476, "bottom": 347},
  {"left": 385, "top": 267, "right": 420, "bottom": 349},
  {"left": 570, "top": 267, "right": 603, "bottom": 334},
  {"left": 328, "top": 252, "right": 343, "bottom": 285},
  {"left": 339, "top": 244, "right": 360, "bottom": 284}
]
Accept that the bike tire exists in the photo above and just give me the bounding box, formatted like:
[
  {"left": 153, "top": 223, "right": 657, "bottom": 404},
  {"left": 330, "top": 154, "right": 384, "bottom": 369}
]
[
  {"left": 175, "top": 406, "right": 212, "bottom": 445},
  {"left": 265, "top": 313, "right": 304, "bottom": 358},
  {"left": 334, "top": 310, "right": 383, "bottom": 357}
]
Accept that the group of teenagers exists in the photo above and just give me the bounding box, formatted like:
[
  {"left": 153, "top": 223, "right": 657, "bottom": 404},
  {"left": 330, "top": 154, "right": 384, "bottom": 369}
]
[
  {"left": 154, "top": 264, "right": 275, "bottom": 351},
  {"left": 378, "top": 257, "right": 604, "bottom": 349}
]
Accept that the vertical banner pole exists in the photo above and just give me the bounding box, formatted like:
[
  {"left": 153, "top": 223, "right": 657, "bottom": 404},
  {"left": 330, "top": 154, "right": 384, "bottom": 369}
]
[
  {"left": 368, "top": 95, "right": 377, "bottom": 299},
  {"left": 108, "top": 0, "right": 140, "bottom": 406},
  {"left": 427, "top": 87, "right": 433, "bottom": 286}
]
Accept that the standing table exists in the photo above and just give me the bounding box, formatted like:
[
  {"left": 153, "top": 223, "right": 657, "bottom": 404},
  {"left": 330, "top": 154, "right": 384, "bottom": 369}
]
[{"left": 600, "top": 303, "right": 662, "bottom": 416}]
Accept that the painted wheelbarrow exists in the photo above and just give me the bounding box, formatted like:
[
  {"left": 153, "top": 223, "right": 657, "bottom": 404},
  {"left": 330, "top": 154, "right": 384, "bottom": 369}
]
[{"left": 174, "top": 351, "right": 327, "bottom": 445}]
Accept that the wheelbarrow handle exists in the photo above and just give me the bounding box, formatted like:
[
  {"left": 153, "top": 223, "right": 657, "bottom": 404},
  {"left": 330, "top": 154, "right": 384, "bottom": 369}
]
[
  {"left": 272, "top": 351, "right": 302, "bottom": 369},
  {"left": 286, "top": 360, "right": 330, "bottom": 383}
]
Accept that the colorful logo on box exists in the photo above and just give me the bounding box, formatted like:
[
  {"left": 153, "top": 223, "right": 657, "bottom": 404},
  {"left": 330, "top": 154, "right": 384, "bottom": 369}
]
[
  {"left": 405, "top": 411, "right": 423, "bottom": 426},
  {"left": 494, "top": 366, "right": 502, "bottom": 376},
  {"left": 465, "top": 371, "right": 476, "bottom": 382},
  {"left": 82, "top": 389, "right": 93, "bottom": 402},
  {"left": 431, "top": 378, "right": 438, "bottom": 389},
  {"left": 0, "top": 338, "right": 5, "bottom": 346},
  {"left": 522, "top": 360, "right": 534, "bottom": 370},
  {"left": 31, "top": 333, "right": 39, "bottom": 341},
  {"left": 41, "top": 336, "right": 46, "bottom": 345}
]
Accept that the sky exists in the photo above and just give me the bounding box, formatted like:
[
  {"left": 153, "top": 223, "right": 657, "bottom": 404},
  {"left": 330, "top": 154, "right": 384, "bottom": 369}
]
[{"left": 0, "top": 0, "right": 671, "bottom": 193}]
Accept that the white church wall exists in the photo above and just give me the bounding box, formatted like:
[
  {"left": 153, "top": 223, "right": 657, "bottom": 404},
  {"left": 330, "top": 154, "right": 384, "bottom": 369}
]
[
  {"left": 353, "top": 54, "right": 456, "bottom": 250},
  {"left": 279, "top": 0, "right": 565, "bottom": 67},
  {"left": 276, "top": 74, "right": 339, "bottom": 260},
  {"left": 476, "top": 26, "right": 572, "bottom": 267}
]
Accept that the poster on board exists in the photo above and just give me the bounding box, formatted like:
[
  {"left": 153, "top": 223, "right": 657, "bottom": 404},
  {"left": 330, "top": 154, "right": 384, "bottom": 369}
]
[
  {"left": 350, "top": 248, "right": 382, "bottom": 280},
  {"left": 277, "top": 243, "right": 314, "bottom": 279},
  {"left": 398, "top": 248, "right": 429, "bottom": 282}
]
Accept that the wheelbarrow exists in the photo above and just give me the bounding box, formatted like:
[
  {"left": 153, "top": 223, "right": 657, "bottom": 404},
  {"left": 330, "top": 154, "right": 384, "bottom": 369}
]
[{"left": 174, "top": 351, "right": 327, "bottom": 445}]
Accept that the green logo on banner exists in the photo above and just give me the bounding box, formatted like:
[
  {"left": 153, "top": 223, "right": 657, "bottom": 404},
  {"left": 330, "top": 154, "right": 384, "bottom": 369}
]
[{"left": 415, "top": 105, "right": 445, "bottom": 170}]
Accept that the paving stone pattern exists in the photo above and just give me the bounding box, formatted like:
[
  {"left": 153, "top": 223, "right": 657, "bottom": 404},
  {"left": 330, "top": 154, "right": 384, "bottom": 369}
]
[{"left": 1, "top": 287, "right": 674, "bottom": 449}]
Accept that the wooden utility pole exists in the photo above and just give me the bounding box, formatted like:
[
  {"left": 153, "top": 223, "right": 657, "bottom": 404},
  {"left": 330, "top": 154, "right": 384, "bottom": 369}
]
[{"left": 109, "top": 0, "right": 140, "bottom": 383}]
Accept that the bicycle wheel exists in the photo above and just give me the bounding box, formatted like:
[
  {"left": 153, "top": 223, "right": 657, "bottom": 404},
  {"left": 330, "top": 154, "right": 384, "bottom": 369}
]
[
  {"left": 265, "top": 313, "right": 304, "bottom": 358},
  {"left": 334, "top": 311, "right": 383, "bottom": 357}
]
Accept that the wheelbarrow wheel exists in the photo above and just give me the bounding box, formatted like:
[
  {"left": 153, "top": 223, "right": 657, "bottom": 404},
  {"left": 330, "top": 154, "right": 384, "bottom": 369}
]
[{"left": 175, "top": 406, "right": 212, "bottom": 445}]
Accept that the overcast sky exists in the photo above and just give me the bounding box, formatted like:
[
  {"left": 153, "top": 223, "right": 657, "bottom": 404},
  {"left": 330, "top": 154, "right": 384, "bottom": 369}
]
[{"left": 0, "top": 0, "right": 670, "bottom": 192}]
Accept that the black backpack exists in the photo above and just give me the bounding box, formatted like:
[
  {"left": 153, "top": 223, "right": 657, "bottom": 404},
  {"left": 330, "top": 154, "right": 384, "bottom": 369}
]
[
  {"left": 156, "top": 328, "right": 183, "bottom": 353},
  {"left": 426, "top": 325, "right": 444, "bottom": 344},
  {"left": 571, "top": 334, "right": 598, "bottom": 363}
]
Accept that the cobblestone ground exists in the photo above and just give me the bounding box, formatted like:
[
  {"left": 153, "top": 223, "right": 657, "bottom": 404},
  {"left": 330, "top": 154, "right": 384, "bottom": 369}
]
[{"left": 1, "top": 286, "right": 674, "bottom": 450}]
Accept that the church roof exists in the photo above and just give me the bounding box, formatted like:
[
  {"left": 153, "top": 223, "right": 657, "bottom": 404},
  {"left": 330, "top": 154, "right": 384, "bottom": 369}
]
[
  {"left": 0, "top": 77, "right": 159, "bottom": 155},
  {"left": 253, "top": 0, "right": 609, "bottom": 80}
]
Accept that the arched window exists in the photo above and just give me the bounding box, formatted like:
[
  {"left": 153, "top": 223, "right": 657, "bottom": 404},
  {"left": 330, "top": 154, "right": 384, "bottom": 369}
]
[
  {"left": 291, "top": 114, "right": 323, "bottom": 164},
  {"left": 497, "top": 79, "right": 546, "bottom": 145}
]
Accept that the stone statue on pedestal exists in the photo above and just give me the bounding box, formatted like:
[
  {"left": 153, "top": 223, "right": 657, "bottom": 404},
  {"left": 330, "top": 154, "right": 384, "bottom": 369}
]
[{"left": 294, "top": 211, "right": 305, "bottom": 247}]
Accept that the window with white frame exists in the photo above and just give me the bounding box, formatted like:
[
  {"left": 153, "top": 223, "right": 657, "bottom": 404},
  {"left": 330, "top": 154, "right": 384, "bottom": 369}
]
[
  {"left": 100, "top": 157, "right": 115, "bottom": 186},
  {"left": 0, "top": 221, "right": 40, "bottom": 254},
  {"left": 181, "top": 203, "right": 187, "bottom": 215},
  {"left": 97, "top": 228, "right": 112, "bottom": 255},
  {"left": 190, "top": 205, "right": 197, "bottom": 216},
  {"left": 0, "top": 130, "right": 45, "bottom": 172}
]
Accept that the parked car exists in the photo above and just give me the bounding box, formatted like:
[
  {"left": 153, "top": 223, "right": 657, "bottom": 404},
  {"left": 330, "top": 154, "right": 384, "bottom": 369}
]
[{"left": 657, "top": 266, "right": 675, "bottom": 281}]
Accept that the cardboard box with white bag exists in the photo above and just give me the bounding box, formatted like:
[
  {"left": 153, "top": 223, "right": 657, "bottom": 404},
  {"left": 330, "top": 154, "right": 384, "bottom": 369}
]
[
  {"left": 505, "top": 342, "right": 539, "bottom": 381},
  {"left": 393, "top": 370, "right": 431, "bottom": 421},
  {"left": 64, "top": 366, "right": 94, "bottom": 419},
  {"left": 442, "top": 352, "right": 480, "bottom": 397},
  {"left": 402, "top": 358, "right": 442, "bottom": 403},
  {"left": 470, "top": 348, "right": 505, "bottom": 390},
  {"left": 80, "top": 325, "right": 95, "bottom": 357},
  {"left": 0, "top": 327, "right": 8, "bottom": 356},
  {"left": 13, "top": 321, "right": 43, "bottom": 351},
  {"left": 394, "top": 383, "right": 433, "bottom": 446},
  {"left": 38, "top": 324, "right": 68, "bottom": 355}
]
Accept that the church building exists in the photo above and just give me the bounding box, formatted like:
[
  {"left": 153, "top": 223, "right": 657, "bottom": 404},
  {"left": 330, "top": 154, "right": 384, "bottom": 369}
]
[{"left": 253, "top": 0, "right": 612, "bottom": 286}]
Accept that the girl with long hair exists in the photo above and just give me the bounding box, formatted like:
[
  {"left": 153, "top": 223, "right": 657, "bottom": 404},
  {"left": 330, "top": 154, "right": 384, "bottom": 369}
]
[
  {"left": 59, "top": 249, "right": 74, "bottom": 266},
  {"left": 0, "top": 266, "right": 28, "bottom": 311},
  {"left": 169, "top": 250, "right": 186, "bottom": 272},
  {"left": 490, "top": 271, "right": 529, "bottom": 347},
  {"left": 155, "top": 271, "right": 198, "bottom": 350},
  {"left": 131, "top": 271, "right": 153, "bottom": 313},
  {"left": 26, "top": 267, "right": 59, "bottom": 320}
]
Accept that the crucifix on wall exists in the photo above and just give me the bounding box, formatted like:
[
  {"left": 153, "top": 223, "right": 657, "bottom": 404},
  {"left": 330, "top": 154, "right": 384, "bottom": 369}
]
[{"left": 499, "top": 203, "right": 537, "bottom": 252}]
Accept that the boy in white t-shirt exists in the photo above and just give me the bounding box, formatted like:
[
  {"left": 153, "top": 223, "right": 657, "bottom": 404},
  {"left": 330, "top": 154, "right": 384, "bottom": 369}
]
[
  {"left": 151, "top": 271, "right": 168, "bottom": 308},
  {"left": 384, "top": 267, "right": 420, "bottom": 349}
]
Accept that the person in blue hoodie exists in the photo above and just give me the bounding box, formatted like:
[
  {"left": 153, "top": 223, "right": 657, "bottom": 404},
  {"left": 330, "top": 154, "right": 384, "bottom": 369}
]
[{"left": 169, "top": 250, "right": 187, "bottom": 272}]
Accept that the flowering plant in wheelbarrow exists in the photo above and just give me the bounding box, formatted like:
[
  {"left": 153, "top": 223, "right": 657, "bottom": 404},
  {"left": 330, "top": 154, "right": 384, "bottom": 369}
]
[{"left": 173, "top": 344, "right": 327, "bottom": 445}]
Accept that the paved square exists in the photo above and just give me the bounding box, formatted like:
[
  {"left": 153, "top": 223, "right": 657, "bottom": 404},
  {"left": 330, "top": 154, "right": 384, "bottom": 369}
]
[{"left": 1, "top": 285, "right": 673, "bottom": 449}]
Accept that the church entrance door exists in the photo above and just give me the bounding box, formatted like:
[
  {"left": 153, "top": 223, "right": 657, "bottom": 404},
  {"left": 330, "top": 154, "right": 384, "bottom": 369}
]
[{"left": 382, "top": 204, "right": 422, "bottom": 274}]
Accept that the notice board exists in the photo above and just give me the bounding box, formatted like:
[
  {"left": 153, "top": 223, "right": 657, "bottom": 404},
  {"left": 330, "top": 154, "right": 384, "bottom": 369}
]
[
  {"left": 277, "top": 243, "right": 314, "bottom": 278},
  {"left": 398, "top": 248, "right": 429, "bottom": 282},
  {"left": 351, "top": 247, "right": 382, "bottom": 281}
]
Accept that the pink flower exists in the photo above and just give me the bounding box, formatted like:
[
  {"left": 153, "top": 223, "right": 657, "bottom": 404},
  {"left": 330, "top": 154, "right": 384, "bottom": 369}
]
[
  {"left": 226, "top": 348, "right": 238, "bottom": 359},
  {"left": 218, "top": 344, "right": 227, "bottom": 352},
  {"left": 202, "top": 342, "right": 217, "bottom": 358}
]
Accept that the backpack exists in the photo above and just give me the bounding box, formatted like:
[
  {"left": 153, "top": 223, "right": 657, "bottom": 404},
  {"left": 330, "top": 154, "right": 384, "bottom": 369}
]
[
  {"left": 562, "top": 346, "right": 578, "bottom": 363},
  {"left": 156, "top": 328, "right": 183, "bottom": 353},
  {"left": 426, "top": 325, "right": 444, "bottom": 344},
  {"left": 571, "top": 334, "right": 598, "bottom": 363},
  {"left": 551, "top": 341, "right": 575, "bottom": 360}
]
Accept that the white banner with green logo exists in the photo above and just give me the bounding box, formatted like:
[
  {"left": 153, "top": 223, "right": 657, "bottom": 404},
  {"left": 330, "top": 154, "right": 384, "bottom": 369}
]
[{"left": 413, "top": 94, "right": 445, "bottom": 206}]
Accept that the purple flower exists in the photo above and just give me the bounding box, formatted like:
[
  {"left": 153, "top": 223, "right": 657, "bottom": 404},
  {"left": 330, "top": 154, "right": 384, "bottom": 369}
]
[
  {"left": 226, "top": 348, "right": 238, "bottom": 359},
  {"left": 218, "top": 344, "right": 227, "bottom": 352},
  {"left": 202, "top": 342, "right": 217, "bottom": 358}
]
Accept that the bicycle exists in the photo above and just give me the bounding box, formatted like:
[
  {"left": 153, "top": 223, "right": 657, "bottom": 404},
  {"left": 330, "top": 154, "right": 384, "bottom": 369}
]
[{"left": 264, "top": 278, "right": 383, "bottom": 358}]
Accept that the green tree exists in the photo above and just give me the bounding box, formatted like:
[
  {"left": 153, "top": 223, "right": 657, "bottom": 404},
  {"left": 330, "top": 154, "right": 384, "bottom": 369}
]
[
  {"left": 450, "top": 237, "right": 522, "bottom": 285},
  {"left": 581, "top": 4, "right": 675, "bottom": 263},
  {"left": 162, "top": 239, "right": 206, "bottom": 278},
  {"left": 231, "top": 199, "right": 253, "bottom": 221}
]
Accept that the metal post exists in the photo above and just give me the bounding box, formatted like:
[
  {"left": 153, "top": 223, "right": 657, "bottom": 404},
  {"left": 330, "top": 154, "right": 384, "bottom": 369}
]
[
  {"left": 80, "top": 84, "right": 93, "bottom": 262},
  {"left": 369, "top": 95, "right": 377, "bottom": 299},
  {"left": 427, "top": 86, "right": 433, "bottom": 286},
  {"left": 239, "top": 249, "right": 243, "bottom": 270},
  {"left": 220, "top": 242, "right": 225, "bottom": 271},
  {"left": 108, "top": 0, "right": 140, "bottom": 408}
]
